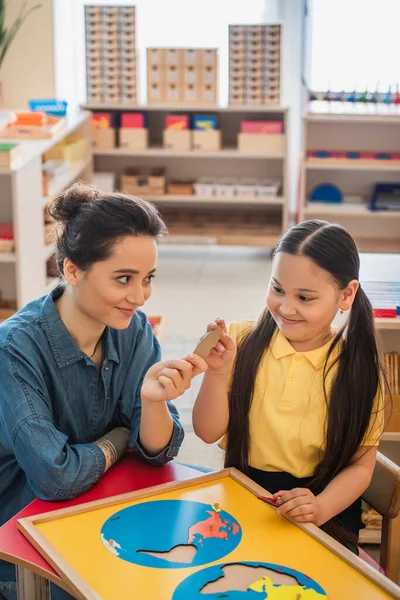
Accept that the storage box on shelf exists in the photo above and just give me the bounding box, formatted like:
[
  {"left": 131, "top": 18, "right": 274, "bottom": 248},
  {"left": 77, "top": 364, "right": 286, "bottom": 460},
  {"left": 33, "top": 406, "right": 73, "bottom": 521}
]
[
  {"left": 299, "top": 113, "right": 400, "bottom": 253},
  {"left": 229, "top": 24, "right": 281, "bottom": 106},
  {"left": 147, "top": 48, "right": 218, "bottom": 106},
  {"left": 85, "top": 104, "right": 288, "bottom": 248},
  {"left": 85, "top": 5, "right": 137, "bottom": 106},
  {"left": 0, "top": 112, "right": 93, "bottom": 310}
]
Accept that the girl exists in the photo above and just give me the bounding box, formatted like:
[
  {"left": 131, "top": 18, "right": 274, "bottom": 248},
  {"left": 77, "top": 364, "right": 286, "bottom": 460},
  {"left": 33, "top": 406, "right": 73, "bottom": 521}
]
[
  {"left": 193, "top": 220, "right": 384, "bottom": 553},
  {"left": 0, "top": 183, "right": 207, "bottom": 600}
]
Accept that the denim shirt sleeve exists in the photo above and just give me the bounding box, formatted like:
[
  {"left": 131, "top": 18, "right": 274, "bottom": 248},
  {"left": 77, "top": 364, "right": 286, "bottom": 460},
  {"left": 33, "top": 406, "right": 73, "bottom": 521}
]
[
  {"left": 0, "top": 345, "right": 106, "bottom": 501},
  {"left": 126, "top": 322, "right": 184, "bottom": 466}
]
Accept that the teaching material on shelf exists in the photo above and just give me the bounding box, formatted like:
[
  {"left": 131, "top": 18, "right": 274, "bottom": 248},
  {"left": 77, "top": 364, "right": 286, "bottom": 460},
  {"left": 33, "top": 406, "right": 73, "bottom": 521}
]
[
  {"left": 193, "top": 115, "right": 217, "bottom": 130},
  {"left": 0, "top": 143, "right": 21, "bottom": 168},
  {"left": 165, "top": 115, "right": 190, "bottom": 130},
  {"left": 238, "top": 132, "right": 285, "bottom": 154},
  {"left": 120, "top": 112, "right": 145, "bottom": 128},
  {"left": 85, "top": 5, "right": 136, "bottom": 106},
  {"left": 119, "top": 128, "right": 148, "bottom": 149},
  {"left": 229, "top": 24, "right": 281, "bottom": 106},
  {"left": 370, "top": 183, "right": 400, "bottom": 211},
  {"left": 147, "top": 48, "right": 218, "bottom": 105},
  {"left": 28, "top": 99, "right": 68, "bottom": 118},
  {"left": 44, "top": 136, "right": 88, "bottom": 163},
  {"left": 121, "top": 170, "right": 166, "bottom": 197},
  {"left": 241, "top": 120, "right": 283, "bottom": 134},
  {"left": 0, "top": 224, "right": 14, "bottom": 253},
  {"left": 147, "top": 314, "right": 164, "bottom": 343},
  {"left": 0, "top": 112, "right": 65, "bottom": 140}
]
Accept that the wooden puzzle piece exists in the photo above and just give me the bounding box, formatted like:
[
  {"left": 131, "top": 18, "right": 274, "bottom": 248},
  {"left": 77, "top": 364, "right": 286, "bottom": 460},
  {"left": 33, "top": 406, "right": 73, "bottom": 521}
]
[
  {"left": 193, "top": 326, "right": 223, "bottom": 359},
  {"left": 258, "top": 495, "right": 278, "bottom": 507}
]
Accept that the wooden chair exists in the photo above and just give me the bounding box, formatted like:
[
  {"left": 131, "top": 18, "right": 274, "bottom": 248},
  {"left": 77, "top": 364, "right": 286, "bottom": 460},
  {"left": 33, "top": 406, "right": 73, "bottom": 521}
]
[{"left": 363, "top": 451, "right": 400, "bottom": 583}]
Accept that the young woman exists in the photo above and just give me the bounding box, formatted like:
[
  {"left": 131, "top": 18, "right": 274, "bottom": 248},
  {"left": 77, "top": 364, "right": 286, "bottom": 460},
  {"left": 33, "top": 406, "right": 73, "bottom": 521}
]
[
  {"left": 193, "top": 220, "right": 384, "bottom": 553},
  {"left": 0, "top": 183, "right": 207, "bottom": 600}
]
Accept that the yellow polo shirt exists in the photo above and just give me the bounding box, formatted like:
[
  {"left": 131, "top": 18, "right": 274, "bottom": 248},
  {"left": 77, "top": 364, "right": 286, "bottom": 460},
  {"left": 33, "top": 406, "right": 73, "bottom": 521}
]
[{"left": 224, "top": 320, "right": 384, "bottom": 478}]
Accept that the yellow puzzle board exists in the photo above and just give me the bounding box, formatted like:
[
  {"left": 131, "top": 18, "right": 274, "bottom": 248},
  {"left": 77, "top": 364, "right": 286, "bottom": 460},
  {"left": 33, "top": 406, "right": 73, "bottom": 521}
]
[{"left": 18, "top": 469, "right": 400, "bottom": 600}]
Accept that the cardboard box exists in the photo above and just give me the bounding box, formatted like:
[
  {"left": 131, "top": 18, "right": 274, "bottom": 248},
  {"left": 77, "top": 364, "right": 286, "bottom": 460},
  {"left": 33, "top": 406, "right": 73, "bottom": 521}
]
[
  {"left": 165, "top": 115, "right": 190, "bottom": 130},
  {"left": 183, "top": 84, "right": 198, "bottom": 103},
  {"left": 165, "top": 49, "right": 183, "bottom": 65},
  {"left": 201, "top": 49, "right": 217, "bottom": 66},
  {"left": 193, "top": 130, "right": 221, "bottom": 152},
  {"left": 167, "top": 181, "right": 194, "bottom": 195},
  {"left": 183, "top": 66, "right": 199, "bottom": 85},
  {"left": 163, "top": 129, "right": 192, "bottom": 151},
  {"left": 166, "top": 83, "right": 181, "bottom": 102},
  {"left": 121, "top": 113, "right": 145, "bottom": 128},
  {"left": 241, "top": 121, "right": 283, "bottom": 134},
  {"left": 166, "top": 65, "right": 182, "bottom": 84},
  {"left": 201, "top": 66, "right": 217, "bottom": 85},
  {"left": 147, "top": 83, "right": 166, "bottom": 103},
  {"left": 183, "top": 49, "right": 202, "bottom": 66},
  {"left": 238, "top": 133, "right": 285, "bottom": 154},
  {"left": 119, "top": 128, "right": 148, "bottom": 149},
  {"left": 92, "top": 128, "right": 116, "bottom": 149},
  {"left": 202, "top": 84, "right": 217, "bottom": 104}
]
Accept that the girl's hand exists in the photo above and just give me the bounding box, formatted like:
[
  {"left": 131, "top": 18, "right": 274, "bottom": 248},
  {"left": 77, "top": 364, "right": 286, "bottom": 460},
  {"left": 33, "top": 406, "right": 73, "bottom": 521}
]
[
  {"left": 141, "top": 355, "right": 208, "bottom": 403},
  {"left": 273, "top": 488, "right": 323, "bottom": 526},
  {"left": 200, "top": 318, "right": 236, "bottom": 375}
]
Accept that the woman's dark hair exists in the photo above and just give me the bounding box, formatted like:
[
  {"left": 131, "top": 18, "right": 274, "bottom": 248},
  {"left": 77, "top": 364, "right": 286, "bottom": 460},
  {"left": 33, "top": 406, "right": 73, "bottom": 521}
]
[
  {"left": 225, "top": 220, "right": 383, "bottom": 552},
  {"left": 48, "top": 182, "right": 167, "bottom": 274}
]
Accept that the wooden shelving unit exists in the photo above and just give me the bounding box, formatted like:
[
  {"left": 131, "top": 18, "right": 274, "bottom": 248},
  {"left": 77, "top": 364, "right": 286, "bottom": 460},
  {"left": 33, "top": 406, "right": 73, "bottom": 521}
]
[
  {"left": 299, "top": 113, "right": 400, "bottom": 253},
  {"left": 0, "top": 111, "right": 93, "bottom": 311},
  {"left": 84, "top": 104, "right": 289, "bottom": 248}
]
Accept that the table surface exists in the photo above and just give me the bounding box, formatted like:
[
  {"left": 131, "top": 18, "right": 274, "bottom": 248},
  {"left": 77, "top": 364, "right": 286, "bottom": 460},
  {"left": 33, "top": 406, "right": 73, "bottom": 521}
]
[{"left": 0, "top": 455, "right": 200, "bottom": 590}]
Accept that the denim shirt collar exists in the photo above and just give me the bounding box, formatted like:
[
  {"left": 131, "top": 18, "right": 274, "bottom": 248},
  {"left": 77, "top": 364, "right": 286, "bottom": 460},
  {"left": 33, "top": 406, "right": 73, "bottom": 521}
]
[{"left": 41, "top": 285, "right": 120, "bottom": 369}]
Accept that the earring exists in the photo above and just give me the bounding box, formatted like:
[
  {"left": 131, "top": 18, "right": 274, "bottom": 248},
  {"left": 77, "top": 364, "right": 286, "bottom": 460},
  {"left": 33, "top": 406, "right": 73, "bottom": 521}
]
[{"left": 339, "top": 309, "right": 344, "bottom": 315}]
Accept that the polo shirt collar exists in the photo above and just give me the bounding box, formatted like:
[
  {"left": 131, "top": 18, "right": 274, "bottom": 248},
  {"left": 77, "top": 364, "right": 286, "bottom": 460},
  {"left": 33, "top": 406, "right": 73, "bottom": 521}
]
[
  {"left": 271, "top": 330, "right": 340, "bottom": 369},
  {"left": 42, "top": 284, "right": 120, "bottom": 368}
]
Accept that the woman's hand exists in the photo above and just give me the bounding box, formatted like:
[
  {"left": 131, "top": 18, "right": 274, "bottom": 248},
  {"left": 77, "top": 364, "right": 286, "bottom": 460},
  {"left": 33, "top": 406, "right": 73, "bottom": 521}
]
[
  {"left": 200, "top": 318, "right": 236, "bottom": 375},
  {"left": 273, "top": 488, "right": 323, "bottom": 526},
  {"left": 141, "top": 354, "right": 208, "bottom": 403}
]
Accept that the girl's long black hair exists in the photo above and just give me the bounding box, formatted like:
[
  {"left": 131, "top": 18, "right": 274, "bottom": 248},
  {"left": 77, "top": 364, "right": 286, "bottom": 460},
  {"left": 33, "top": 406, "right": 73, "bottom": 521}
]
[{"left": 225, "top": 220, "right": 382, "bottom": 552}]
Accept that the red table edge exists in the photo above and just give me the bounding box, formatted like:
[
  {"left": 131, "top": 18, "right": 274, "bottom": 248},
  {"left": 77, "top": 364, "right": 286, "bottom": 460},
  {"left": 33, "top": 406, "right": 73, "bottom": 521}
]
[{"left": 0, "top": 457, "right": 202, "bottom": 589}]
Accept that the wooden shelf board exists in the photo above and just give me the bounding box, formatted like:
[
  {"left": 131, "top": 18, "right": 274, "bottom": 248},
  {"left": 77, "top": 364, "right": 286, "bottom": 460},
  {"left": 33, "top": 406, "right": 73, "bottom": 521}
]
[
  {"left": 307, "top": 113, "right": 400, "bottom": 125},
  {"left": 0, "top": 252, "right": 16, "bottom": 263},
  {"left": 304, "top": 204, "right": 400, "bottom": 219},
  {"left": 354, "top": 238, "right": 400, "bottom": 253},
  {"left": 83, "top": 103, "right": 287, "bottom": 114},
  {"left": 161, "top": 231, "right": 281, "bottom": 248},
  {"left": 305, "top": 159, "right": 400, "bottom": 172},
  {"left": 359, "top": 528, "right": 382, "bottom": 545},
  {"left": 149, "top": 195, "right": 285, "bottom": 206},
  {"left": 382, "top": 432, "right": 400, "bottom": 442},
  {"left": 42, "top": 158, "right": 92, "bottom": 209},
  {"left": 374, "top": 317, "right": 400, "bottom": 331},
  {"left": 93, "top": 147, "right": 285, "bottom": 160}
]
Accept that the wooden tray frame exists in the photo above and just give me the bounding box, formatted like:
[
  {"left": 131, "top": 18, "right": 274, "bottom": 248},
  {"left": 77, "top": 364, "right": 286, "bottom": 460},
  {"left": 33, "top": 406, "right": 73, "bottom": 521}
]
[{"left": 18, "top": 468, "right": 400, "bottom": 600}]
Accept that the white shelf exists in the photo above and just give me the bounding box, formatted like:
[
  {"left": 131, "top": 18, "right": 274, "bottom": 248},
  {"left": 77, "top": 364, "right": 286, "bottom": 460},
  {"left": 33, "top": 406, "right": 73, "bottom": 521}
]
[
  {"left": 42, "top": 158, "right": 92, "bottom": 209},
  {"left": 304, "top": 204, "right": 400, "bottom": 219},
  {"left": 94, "top": 147, "right": 285, "bottom": 160},
  {"left": 43, "top": 243, "right": 55, "bottom": 262},
  {"left": 149, "top": 194, "right": 285, "bottom": 206},
  {"left": 45, "top": 276, "right": 60, "bottom": 294},
  {"left": 83, "top": 103, "right": 287, "bottom": 114},
  {"left": 0, "top": 253, "right": 16, "bottom": 263},
  {"left": 305, "top": 159, "right": 400, "bottom": 172},
  {"left": 0, "top": 111, "right": 91, "bottom": 174}
]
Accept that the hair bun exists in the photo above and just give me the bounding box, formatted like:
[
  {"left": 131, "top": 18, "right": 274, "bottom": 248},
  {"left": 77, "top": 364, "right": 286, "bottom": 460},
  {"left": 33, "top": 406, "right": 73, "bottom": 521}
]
[{"left": 49, "top": 182, "right": 100, "bottom": 223}]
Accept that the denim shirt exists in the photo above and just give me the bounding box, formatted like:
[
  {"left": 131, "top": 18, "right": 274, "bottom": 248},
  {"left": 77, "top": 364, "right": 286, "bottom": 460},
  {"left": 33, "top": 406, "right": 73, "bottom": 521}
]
[{"left": 0, "top": 286, "right": 184, "bottom": 528}]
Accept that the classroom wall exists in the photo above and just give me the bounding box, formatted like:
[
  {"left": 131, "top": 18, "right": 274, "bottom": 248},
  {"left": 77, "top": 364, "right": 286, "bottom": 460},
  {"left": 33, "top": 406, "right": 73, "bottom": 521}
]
[{"left": 0, "top": 0, "right": 55, "bottom": 109}]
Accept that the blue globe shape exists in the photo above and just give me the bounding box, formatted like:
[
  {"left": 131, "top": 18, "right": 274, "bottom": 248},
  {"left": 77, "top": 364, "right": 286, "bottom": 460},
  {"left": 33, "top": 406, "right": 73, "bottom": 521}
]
[
  {"left": 172, "top": 562, "right": 327, "bottom": 599},
  {"left": 100, "top": 499, "right": 242, "bottom": 568}
]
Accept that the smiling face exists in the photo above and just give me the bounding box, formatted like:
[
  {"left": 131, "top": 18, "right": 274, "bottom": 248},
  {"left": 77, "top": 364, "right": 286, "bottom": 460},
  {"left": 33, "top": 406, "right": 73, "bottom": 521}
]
[
  {"left": 65, "top": 235, "right": 157, "bottom": 330},
  {"left": 266, "top": 252, "right": 358, "bottom": 350}
]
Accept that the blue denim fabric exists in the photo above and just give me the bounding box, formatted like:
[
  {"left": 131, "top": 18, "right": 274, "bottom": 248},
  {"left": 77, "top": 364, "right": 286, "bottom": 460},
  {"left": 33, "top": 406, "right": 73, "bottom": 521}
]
[{"left": 0, "top": 285, "right": 184, "bottom": 584}]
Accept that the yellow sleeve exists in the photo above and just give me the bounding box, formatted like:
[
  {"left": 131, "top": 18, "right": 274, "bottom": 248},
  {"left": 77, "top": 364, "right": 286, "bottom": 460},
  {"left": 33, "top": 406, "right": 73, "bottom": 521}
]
[{"left": 362, "top": 384, "right": 385, "bottom": 446}]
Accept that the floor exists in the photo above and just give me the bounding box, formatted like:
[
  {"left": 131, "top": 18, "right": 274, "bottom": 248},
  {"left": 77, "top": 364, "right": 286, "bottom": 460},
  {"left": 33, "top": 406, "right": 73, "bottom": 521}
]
[{"left": 142, "top": 245, "right": 400, "bottom": 572}]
